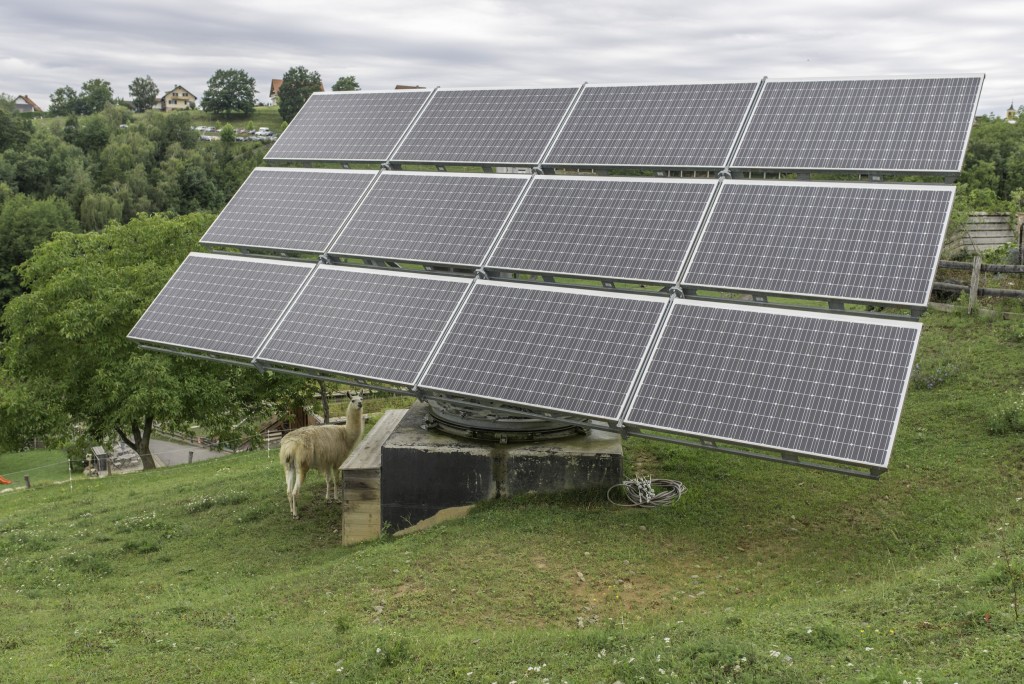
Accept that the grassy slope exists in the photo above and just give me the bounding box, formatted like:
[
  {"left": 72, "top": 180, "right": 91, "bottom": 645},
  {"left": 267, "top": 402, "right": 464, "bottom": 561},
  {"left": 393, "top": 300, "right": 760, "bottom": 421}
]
[{"left": 1, "top": 311, "right": 1023, "bottom": 683}]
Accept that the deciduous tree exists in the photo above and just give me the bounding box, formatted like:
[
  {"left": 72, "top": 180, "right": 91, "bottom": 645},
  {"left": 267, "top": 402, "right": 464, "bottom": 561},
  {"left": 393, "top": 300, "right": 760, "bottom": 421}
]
[
  {"left": 0, "top": 194, "right": 77, "bottom": 308},
  {"left": 201, "top": 69, "right": 257, "bottom": 117},
  {"left": 0, "top": 213, "right": 303, "bottom": 466},
  {"left": 129, "top": 75, "right": 160, "bottom": 113},
  {"left": 278, "top": 66, "right": 323, "bottom": 123},
  {"left": 331, "top": 75, "right": 360, "bottom": 92}
]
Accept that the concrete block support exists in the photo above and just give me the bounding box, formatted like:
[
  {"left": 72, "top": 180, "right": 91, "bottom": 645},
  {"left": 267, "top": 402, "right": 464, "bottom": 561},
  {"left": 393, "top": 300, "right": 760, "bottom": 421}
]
[{"left": 379, "top": 402, "right": 622, "bottom": 532}]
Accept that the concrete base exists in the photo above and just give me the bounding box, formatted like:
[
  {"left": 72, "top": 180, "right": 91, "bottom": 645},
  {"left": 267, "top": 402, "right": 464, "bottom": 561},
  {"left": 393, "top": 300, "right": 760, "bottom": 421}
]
[{"left": 380, "top": 402, "right": 622, "bottom": 532}]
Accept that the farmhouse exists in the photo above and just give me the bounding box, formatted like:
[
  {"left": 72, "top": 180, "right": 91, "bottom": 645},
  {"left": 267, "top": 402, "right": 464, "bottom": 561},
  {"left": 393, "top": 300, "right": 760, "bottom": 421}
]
[
  {"left": 13, "top": 95, "right": 42, "bottom": 113},
  {"left": 154, "top": 86, "right": 197, "bottom": 111}
]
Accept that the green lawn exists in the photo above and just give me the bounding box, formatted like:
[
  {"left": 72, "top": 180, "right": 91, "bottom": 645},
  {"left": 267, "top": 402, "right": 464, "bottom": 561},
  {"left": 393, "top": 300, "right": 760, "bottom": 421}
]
[
  {"left": 185, "top": 105, "right": 287, "bottom": 135},
  {"left": 0, "top": 449, "right": 75, "bottom": 488},
  {"left": 1, "top": 310, "right": 1023, "bottom": 682}
]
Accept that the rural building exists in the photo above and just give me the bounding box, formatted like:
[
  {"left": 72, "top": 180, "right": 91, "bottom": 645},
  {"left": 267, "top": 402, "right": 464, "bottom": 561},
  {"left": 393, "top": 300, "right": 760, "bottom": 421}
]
[
  {"left": 13, "top": 95, "right": 42, "bottom": 113},
  {"left": 155, "top": 86, "right": 197, "bottom": 111}
]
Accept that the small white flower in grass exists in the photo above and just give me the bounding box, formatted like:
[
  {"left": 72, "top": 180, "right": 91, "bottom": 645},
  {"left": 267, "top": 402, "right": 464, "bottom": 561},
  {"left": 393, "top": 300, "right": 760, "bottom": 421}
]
[
  {"left": 375, "top": 648, "right": 381, "bottom": 654},
  {"left": 664, "top": 637, "right": 671, "bottom": 643},
  {"left": 865, "top": 647, "right": 874, "bottom": 652},
  {"left": 806, "top": 628, "right": 813, "bottom": 634},
  {"left": 659, "top": 668, "right": 665, "bottom": 674},
  {"left": 769, "top": 650, "right": 781, "bottom": 658}
]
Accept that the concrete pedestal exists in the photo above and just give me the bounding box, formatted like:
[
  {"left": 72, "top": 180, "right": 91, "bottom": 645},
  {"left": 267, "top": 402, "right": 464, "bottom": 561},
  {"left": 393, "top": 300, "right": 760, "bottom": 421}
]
[{"left": 378, "top": 402, "right": 622, "bottom": 532}]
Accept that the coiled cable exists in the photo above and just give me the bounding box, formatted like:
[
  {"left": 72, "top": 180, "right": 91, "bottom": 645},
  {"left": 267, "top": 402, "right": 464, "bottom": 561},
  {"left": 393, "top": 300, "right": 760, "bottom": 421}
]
[{"left": 607, "top": 475, "right": 686, "bottom": 508}]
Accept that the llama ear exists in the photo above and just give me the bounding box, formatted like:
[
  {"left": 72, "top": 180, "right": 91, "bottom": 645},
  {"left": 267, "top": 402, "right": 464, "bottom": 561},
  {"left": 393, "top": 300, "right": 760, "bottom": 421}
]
[{"left": 346, "top": 391, "right": 352, "bottom": 399}]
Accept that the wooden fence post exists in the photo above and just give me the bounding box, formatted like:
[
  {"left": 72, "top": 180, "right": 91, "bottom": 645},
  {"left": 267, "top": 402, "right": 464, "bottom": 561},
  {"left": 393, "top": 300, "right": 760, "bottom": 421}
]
[
  {"left": 188, "top": 451, "right": 194, "bottom": 464},
  {"left": 969, "top": 255, "right": 982, "bottom": 314},
  {"left": 24, "top": 476, "right": 30, "bottom": 489}
]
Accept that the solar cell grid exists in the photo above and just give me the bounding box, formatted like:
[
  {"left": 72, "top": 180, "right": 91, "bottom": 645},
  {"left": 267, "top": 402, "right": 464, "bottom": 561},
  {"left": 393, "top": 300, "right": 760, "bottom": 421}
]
[
  {"left": 128, "top": 253, "right": 312, "bottom": 359},
  {"left": 420, "top": 282, "right": 666, "bottom": 419},
  {"left": 200, "top": 168, "right": 376, "bottom": 253},
  {"left": 488, "top": 176, "right": 716, "bottom": 283},
  {"left": 264, "top": 89, "right": 431, "bottom": 162},
  {"left": 257, "top": 267, "right": 469, "bottom": 386},
  {"left": 732, "top": 76, "right": 983, "bottom": 173},
  {"left": 329, "top": 172, "right": 529, "bottom": 267},
  {"left": 392, "top": 86, "right": 579, "bottom": 165},
  {"left": 682, "top": 181, "right": 955, "bottom": 305},
  {"left": 545, "top": 82, "right": 758, "bottom": 168},
  {"left": 627, "top": 301, "right": 920, "bottom": 467}
]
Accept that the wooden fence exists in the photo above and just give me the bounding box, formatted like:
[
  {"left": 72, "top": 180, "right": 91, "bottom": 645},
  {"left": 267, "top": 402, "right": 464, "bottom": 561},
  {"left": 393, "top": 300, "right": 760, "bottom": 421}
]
[{"left": 932, "top": 257, "right": 1024, "bottom": 313}]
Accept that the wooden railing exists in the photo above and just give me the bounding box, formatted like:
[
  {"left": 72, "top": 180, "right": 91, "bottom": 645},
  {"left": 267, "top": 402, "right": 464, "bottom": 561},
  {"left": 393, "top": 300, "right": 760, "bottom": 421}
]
[{"left": 933, "top": 257, "right": 1024, "bottom": 313}]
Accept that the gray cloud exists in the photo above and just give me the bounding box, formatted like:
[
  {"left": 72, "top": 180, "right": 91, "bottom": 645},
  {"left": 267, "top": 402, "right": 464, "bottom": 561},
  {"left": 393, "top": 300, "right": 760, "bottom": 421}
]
[{"left": 1, "top": 0, "right": 1018, "bottom": 113}]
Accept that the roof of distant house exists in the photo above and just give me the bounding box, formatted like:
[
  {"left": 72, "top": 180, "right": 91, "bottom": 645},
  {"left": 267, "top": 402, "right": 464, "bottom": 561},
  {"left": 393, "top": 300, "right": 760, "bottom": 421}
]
[
  {"left": 14, "top": 94, "right": 43, "bottom": 112},
  {"left": 162, "top": 86, "right": 196, "bottom": 99}
]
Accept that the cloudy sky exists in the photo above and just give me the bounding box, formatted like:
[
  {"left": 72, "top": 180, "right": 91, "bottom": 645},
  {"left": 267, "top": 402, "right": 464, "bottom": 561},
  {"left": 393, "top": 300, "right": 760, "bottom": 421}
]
[{"left": 2, "top": 0, "right": 1019, "bottom": 114}]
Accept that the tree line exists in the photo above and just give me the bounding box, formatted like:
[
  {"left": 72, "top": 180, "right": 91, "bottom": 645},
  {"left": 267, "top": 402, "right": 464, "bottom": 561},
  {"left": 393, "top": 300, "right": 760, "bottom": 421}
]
[{"left": 46, "top": 68, "right": 360, "bottom": 121}]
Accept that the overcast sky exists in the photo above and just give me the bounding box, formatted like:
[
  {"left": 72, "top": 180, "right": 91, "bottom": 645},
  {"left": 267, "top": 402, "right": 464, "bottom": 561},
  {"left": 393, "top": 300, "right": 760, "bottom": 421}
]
[{"left": 2, "top": 0, "right": 1019, "bottom": 114}]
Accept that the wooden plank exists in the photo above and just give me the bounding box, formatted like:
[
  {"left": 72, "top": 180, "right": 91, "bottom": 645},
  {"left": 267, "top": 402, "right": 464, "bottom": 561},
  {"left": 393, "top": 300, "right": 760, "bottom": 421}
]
[
  {"left": 342, "top": 467, "right": 381, "bottom": 545},
  {"left": 342, "top": 409, "right": 406, "bottom": 471}
]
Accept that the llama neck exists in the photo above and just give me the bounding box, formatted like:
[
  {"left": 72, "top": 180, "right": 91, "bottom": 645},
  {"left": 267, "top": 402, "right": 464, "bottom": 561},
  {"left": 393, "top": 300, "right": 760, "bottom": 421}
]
[{"left": 346, "top": 404, "right": 363, "bottom": 440}]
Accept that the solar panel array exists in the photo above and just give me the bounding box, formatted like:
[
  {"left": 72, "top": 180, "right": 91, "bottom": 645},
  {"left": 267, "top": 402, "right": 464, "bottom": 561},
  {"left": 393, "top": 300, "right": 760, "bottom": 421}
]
[
  {"left": 544, "top": 82, "right": 758, "bottom": 168},
  {"left": 682, "top": 181, "right": 955, "bottom": 306},
  {"left": 329, "top": 172, "right": 529, "bottom": 267},
  {"left": 264, "top": 89, "right": 431, "bottom": 162},
  {"left": 200, "top": 168, "right": 376, "bottom": 253},
  {"left": 130, "top": 73, "right": 983, "bottom": 475},
  {"left": 732, "top": 76, "right": 984, "bottom": 173},
  {"left": 129, "top": 254, "right": 312, "bottom": 359}
]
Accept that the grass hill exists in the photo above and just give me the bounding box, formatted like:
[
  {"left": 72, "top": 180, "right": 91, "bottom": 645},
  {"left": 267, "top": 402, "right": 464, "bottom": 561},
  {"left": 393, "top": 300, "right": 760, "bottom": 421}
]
[{"left": 1, "top": 310, "right": 1022, "bottom": 682}]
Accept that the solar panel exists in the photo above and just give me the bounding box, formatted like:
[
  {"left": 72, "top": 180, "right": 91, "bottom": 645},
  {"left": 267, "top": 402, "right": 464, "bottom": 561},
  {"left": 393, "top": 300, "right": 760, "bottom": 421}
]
[
  {"left": 328, "top": 172, "right": 529, "bottom": 267},
  {"left": 627, "top": 300, "right": 920, "bottom": 468},
  {"left": 487, "top": 176, "right": 716, "bottom": 283},
  {"left": 199, "top": 168, "right": 376, "bottom": 253},
  {"left": 128, "top": 253, "right": 312, "bottom": 359},
  {"left": 419, "top": 281, "right": 666, "bottom": 420},
  {"left": 682, "top": 181, "right": 955, "bottom": 306},
  {"left": 391, "top": 86, "right": 579, "bottom": 165},
  {"left": 731, "top": 75, "right": 984, "bottom": 173},
  {"left": 257, "top": 267, "right": 469, "bottom": 386},
  {"left": 544, "top": 82, "right": 759, "bottom": 168},
  {"left": 264, "top": 89, "right": 431, "bottom": 162}
]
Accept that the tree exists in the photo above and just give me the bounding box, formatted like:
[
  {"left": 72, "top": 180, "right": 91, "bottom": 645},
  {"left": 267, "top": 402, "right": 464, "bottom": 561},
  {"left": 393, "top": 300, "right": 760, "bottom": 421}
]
[
  {"left": 331, "top": 75, "right": 360, "bottom": 92},
  {"left": 0, "top": 195, "right": 77, "bottom": 308},
  {"left": 201, "top": 68, "right": 257, "bottom": 117},
  {"left": 129, "top": 75, "right": 160, "bottom": 113},
  {"left": 0, "top": 105, "right": 31, "bottom": 152},
  {"left": 78, "top": 79, "right": 115, "bottom": 115},
  {"left": 49, "top": 85, "right": 79, "bottom": 116},
  {"left": 278, "top": 66, "right": 324, "bottom": 122},
  {"left": 0, "top": 213, "right": 303, "bottom": 466}
]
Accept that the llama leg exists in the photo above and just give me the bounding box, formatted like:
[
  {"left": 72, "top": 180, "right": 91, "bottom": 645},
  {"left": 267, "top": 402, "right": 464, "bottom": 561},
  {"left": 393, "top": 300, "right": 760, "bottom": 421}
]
[
  {"left": 285, "top": 461, "right": 296, "bottom": 518},
  {"left": 291, "top": 467, "right": 306, "bottom": 519}
]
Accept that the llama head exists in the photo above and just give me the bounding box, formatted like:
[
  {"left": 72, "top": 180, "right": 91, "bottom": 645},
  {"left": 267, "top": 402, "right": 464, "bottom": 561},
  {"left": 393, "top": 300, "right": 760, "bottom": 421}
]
[{"left": 346, "top": 391, "right": 364, "bottom": 410}]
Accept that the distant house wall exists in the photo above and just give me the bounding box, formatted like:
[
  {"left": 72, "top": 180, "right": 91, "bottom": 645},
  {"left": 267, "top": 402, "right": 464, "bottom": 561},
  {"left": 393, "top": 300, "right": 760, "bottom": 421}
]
[{"left": 159, "top": 86, "right": 196, "bottom": 111}]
